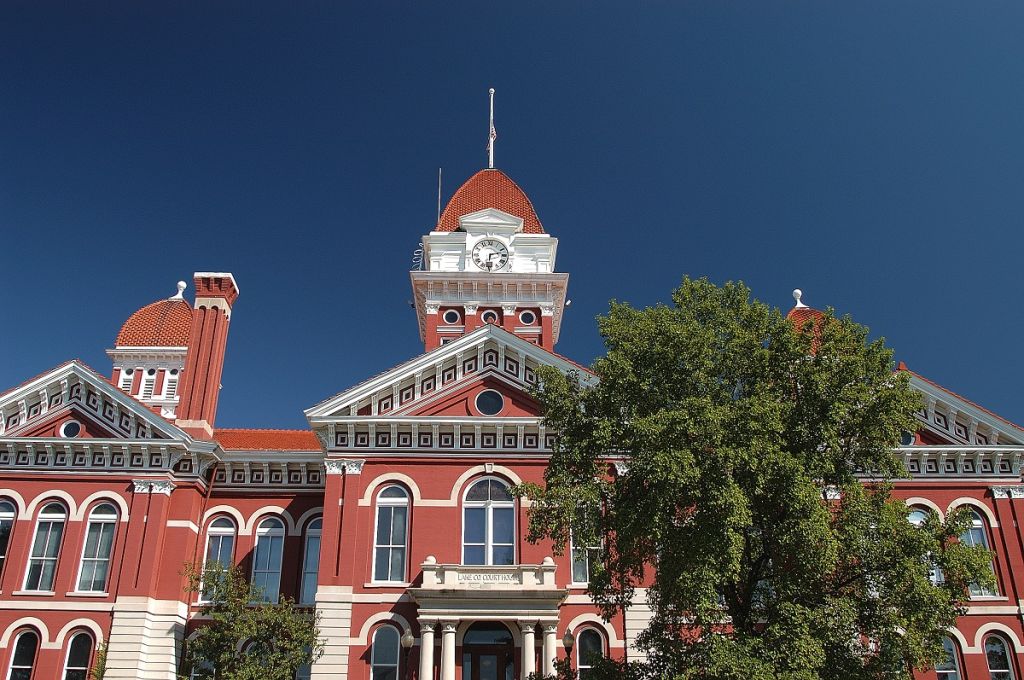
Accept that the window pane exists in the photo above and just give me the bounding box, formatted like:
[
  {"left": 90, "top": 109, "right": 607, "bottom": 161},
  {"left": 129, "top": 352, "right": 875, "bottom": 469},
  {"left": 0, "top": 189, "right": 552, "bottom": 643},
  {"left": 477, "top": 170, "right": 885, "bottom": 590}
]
[
  {"left": 390, "top": 507, "right": 407, "bottom": 544},
  {"left": 466, "top": 481, "right": 490, "bottom": 501},
  {"left": 67, "top": 633, "right": 92, "bottom": 666},
  {"left": 376, "top": 507, "right": 393, "bottom": 545},
  {"left": 986, "top": 636, "right": 1011, "bottom": 670},
  {"left": 380, "top": 486, "right": 407, "bottom": 499},
  {"left": 492, "top": 546, "right": 514, "bottom": 565},
  {"left": 465, "top": 508, "right": 486, "bottom": 543},
  {"left": 464, "top": 545, "right": 485, "bottom": 565},
  {"left": 579, "top": 630, "right": 602, "bottom": 657},
  {"left": 13, "top": 632, "right": 38, "bottom": 665},
  {"left": 488, "top": 480, "right": 512, "bottom": 502},
  {"left": 372, "top": 627, "right": 399, "bottom": 665},
  {"left": 493, "top": 508, "right": 514, "bottom": 543},
  {"left": 389, "top": 547, "right": 405, "bottom": 580},
  {"left": 371, "top": 670, "right": 397, "bottom": 680},
  {"left": 0, "top": 519, "right": 12, "bottom": 555},
  {"left": 375, "top": 548, "right": 390, "bottom": 581}
]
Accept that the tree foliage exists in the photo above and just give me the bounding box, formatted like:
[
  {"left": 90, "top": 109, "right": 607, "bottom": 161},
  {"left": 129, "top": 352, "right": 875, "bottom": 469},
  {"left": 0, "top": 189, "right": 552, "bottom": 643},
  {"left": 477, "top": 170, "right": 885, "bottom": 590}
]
[
  {"left": 518, "top": 278, "right": 994, "bottom": 680},
  {"left": 180, "top": 564, "right": 324, "bottom": 680}
]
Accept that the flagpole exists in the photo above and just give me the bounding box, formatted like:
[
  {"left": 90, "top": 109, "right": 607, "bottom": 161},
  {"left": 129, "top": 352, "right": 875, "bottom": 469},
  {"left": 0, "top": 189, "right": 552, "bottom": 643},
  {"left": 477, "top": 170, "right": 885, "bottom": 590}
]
[{"left": 488, "top": 88, "right": 495, "bottom": 169}]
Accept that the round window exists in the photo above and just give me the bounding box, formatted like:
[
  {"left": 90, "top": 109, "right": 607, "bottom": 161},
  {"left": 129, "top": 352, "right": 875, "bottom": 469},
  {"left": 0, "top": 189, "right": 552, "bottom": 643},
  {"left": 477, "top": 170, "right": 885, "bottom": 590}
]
[
  {"left": 475, "top": 389, "right": 504, "bottom": 416},
  {"left": 480, "top": 310, "right": 499, "bottom": 324},
  {"left": 146, "top": 368, "right": 156, "bottom": 376},
  {"left": 519, "top": 310, "right": 537, "bottom": 325},
  {"left": 59, "top": 420, "right": 82, "bottom": 438},
  {"left": 170, "top": 369, "right": 179, "bottom": 376},
  {"left": 442, "top": 310, "right": 461, "bottom": 325},
  {"left": 124, "top": 368, "right": 134, "bottom": 376}
]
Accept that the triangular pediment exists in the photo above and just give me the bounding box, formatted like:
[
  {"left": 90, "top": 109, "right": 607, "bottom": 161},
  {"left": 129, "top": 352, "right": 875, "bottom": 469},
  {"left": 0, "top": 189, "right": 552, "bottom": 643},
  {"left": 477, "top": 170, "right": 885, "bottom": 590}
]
[
  {"left": 458, "top": 208, "right": 524, "bottom": 234},
  {"left": 0, "top": 360, "right": 190, "bottom": 442},
  {"left": 907, "top": 370, "right": 1024, "bottom": 447},
  {"left": 305, "top": 324, "right": 592, "bottom": 421}
]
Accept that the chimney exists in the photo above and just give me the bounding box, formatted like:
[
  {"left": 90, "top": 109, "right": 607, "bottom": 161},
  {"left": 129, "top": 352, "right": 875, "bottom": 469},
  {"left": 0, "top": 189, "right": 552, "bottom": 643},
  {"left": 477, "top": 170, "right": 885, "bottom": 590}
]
[{"left": 175, "top": 272, "right": 239, "bottom": 438}]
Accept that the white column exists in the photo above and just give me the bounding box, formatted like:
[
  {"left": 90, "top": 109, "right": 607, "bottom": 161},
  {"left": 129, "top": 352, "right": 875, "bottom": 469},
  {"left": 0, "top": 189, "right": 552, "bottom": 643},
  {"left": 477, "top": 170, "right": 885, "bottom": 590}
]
[
  {"left": 419, "top": 621, "right": 436, "bottom": 680},
  {"left": 520, "top": 622, "right": 537, "bottom": 679},
  {"left": 542, "top": 623, "right": 558, "bottom": 676},
  {"left": 440, "top": 621, "right": 458, "bottom": 680}
]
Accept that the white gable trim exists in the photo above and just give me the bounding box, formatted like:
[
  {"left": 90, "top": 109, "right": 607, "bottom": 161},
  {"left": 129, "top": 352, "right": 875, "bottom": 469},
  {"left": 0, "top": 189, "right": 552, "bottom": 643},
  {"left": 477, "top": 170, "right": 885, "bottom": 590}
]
[
  {"left": 910, "top": 374, "right": 1024, "bottom": 444},
  {"left": 305, "top": 325, "right": 592, "bottom": 419}
]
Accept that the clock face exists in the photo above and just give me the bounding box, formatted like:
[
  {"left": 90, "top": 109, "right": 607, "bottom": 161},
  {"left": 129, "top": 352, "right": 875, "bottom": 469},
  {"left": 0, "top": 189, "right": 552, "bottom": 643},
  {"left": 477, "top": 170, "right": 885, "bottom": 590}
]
[{"left": 471, "top": 238, "right": 510, "bottom": 271}]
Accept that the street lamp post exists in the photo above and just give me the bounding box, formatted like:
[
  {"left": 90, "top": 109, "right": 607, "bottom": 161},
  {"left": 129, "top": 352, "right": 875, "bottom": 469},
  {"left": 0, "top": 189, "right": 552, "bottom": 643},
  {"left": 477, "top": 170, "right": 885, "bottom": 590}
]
[
  {"left": 562, "top": 629, "right": 575, "bottom": 677},
  {"left": 401, "top": 629, "right": 415, "bottom": 680}
]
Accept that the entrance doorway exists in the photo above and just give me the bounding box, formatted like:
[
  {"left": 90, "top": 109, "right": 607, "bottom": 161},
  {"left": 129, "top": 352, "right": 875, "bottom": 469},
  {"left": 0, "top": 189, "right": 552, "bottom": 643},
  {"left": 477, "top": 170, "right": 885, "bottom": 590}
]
[{"left": 461, "top": 622, "right": 515, "bottom": 680}]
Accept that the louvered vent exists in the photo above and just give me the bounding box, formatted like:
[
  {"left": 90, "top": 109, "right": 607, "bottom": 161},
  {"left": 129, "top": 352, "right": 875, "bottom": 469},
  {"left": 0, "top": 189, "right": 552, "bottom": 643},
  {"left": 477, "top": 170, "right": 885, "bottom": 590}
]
[{"left": 141, "top": 377, "right": 155, "bottom": 400}]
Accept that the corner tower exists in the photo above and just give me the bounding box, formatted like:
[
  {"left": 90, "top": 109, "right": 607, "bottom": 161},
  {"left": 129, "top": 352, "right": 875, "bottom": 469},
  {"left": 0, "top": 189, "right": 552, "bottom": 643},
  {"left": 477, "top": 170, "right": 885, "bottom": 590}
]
[{"left": 411, "top": 169, "right": 568, "bottom": 351}]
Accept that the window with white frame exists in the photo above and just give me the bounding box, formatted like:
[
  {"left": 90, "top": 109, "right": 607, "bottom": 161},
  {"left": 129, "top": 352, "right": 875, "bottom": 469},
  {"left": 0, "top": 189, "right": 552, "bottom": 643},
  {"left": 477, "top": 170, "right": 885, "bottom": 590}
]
[
  {"left": 370, "top": 626, "right": 400, "bottom": 680},
  {"left": 201, "top": 517, "right": 236, "bottom": 600},
  {"left": 935, "top": 636, "right": 961, "bottom": 680},
  {"left": 986, "top": 634, "right": 1015, "bottom": 680},
  {"left": 462, "top": 478, "right": 514, "bottom": 566},
  {"left": 571, "top": 527, "right": 601, "bottom": 584},
  {"left": 373, "top": 486, "right": 409, "bottom": 582},
  {"left": 24, "top": 502, "right": 66, "bottom": 591},
  {"left": 300, "top": 518, "right": 322, "bottom": 604},
  {"left": 961, "top": 509, "right": 998, "bottom": 596},
  {"left": 251, "top": 517, "right": 285, "bottom": 602},
  {"left": 117, "top": 368, "right": 134, "bottom": 393},
  {"left": 77, "top": 503, "right": 117, "bottom": 592},
  {"left": 0, "top": 500, "right": 14, "bottom": 578},
  {"left": 140, "top": 369, "right": 157, "bottom": 399},
  {"left": 576, "top": 628, "right": 604, "bottom": 679},
  {"left": 7, "top": 629, "right": 39, "bottom": 680},
  {"left": 907, "top": 507, "right": 943, "bottom": 585},
  {"left": 62, "top": 631, "right": 93, "bottom": 680}
]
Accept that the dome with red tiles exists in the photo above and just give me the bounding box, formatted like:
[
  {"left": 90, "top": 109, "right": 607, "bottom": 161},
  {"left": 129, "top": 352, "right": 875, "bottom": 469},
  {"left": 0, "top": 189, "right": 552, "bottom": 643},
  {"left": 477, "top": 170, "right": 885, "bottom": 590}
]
[
  {"left": 435, "top": 169, "right": 544, "bottom": 234},
  {"left": 115, "top": 287, "right": 193, "bottom": 347}
]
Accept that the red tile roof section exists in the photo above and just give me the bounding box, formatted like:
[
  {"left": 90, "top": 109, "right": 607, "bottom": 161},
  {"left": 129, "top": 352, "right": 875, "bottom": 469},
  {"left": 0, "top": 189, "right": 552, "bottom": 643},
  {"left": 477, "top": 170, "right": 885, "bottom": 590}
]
[
  {"left": 899, "top": 365, "right": 1024, "bottom": 433},
  {"left": 116, "top": 299, "right": 193, "bottom": 347},
  {"left": 435, "top": 169, "right": 544, "bottom": 234},
  {"left": 786, "top": 306, "right": 825, "bottom": 326},
  {"left": 215, "top": 428, "right": 321, "bottom": 451}
]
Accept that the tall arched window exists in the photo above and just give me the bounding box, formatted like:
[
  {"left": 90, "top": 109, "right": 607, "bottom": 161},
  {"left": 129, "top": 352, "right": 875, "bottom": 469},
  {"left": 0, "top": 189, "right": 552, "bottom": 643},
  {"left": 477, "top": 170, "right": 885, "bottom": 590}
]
[
  {"left": 935, "top": 636, "right": 961, "bottom": 680},
  {"left": 62, "top": 631, "right": 93, "bottom": 680},
  {"left": 576, "top": 628, "right": 605, "bottom": 679},
  {"left": 985, "top": 634, "right": 1015, "bottom": 680},
  {"left": 961, "top": 509, "right": 997, "bottom": 596},
  {"left": 373, "top": 486, "right": 409, "bottom": 582},
  {"left": 0, "top": 500, "right": 15, "bottom": 578},
  {"left": 200, "top": 516, "right": 236, "bottom": 600},
  {"left": 370, "top": 626, "right": 400, "bottom": 680},
  {"left": 24, "top": 501, "right": 66, "bottom": 591},
  {"left": 6, "top": 629, "right": 39, "bottom": 680},
  {"left": 251, "top": 517, "right": 285, "bottom": 602},
  {"left": 77, "top": 503, "right": 117, "bottom": 592},
  {"left": 907, "top": 507, "right": 943, "bottom": 585},
  {"left": 300, "top": 518, "right": 322, "bottom": 605},
  {"left": 463, "top": 478, "right": 514, "bottom": 566}
]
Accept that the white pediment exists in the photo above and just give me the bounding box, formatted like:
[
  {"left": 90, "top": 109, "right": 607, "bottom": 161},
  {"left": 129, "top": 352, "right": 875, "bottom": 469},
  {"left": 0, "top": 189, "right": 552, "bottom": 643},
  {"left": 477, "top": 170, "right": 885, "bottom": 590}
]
[
  {"left": 0, "top": 360, "right": 191, "bottom": 441},
  {"left": 909, "top": 373, "right": 1024, "bottom": 446},
  {"left": 305, "top": 324, "right": 594, "bottom": 421},
  {"left": 458, "top": 208, "right": 524, "bottom": 236}
]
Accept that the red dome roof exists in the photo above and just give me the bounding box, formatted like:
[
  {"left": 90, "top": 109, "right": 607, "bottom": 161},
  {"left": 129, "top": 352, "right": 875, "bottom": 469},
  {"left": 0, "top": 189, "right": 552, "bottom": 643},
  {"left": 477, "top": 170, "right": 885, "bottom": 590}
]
[
  {"left": 116, "top": 298, "right": 193, "bottom": 347},
  {"left": 436, "top": 169, "right": 544, "bottom": 234}
]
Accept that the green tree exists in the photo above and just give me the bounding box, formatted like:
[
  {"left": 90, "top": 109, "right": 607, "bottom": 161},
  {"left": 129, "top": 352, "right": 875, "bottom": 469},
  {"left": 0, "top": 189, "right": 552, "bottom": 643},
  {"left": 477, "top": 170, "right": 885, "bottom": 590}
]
[
  {"left": 518, "top": 278, "right": 994, "bottom": 680},
  {"left": 180, "top": 564, "right": 324, "bottom": 680}
]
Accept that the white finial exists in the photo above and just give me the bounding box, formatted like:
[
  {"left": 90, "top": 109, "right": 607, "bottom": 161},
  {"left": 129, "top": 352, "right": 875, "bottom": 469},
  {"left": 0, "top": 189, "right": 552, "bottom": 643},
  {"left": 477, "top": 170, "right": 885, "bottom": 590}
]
[
  {"left": 792, "top": 288, "right": 808, "bottom": 308},
  {"left": 170, "top": 281, "right": 187, "bottom": 300},
  {"left": 487, "top": 88, "right": 497, "bottom": 169}
]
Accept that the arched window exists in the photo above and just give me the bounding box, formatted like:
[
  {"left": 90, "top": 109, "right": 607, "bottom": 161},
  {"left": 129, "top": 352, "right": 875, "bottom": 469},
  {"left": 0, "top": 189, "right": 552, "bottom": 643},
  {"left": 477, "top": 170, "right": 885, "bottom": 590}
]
[
  {"left": 0, "top": 500, "right": 15, "bottom": 578},
  {"left": 300, "top": 518, "right": 322, "bottom": 604},
  {"left": 907, "top": 506, "right": 943, "bottom": 585},
  {"left": 77, "top": 503, "right": 117, "bottom": 592},
  {"left": 200, "top": 516, "right": 236, "bottom": 600},
  {"left": 251, "top": 517, "right": 285, "bottom": 602},
  {"left": 985, "top": 634, "right": 1015, "bottom": 680},
  {"left": 373, "top": 486, "right": 409, "bottom": 582},
  {"left": 62, "top": 631, "right": 93, "bottom": 680},
  {"left": 24, "top": 501, "right": 66, "bottom": 591},
  {"left": 576, "top": 628, "right": 605, "bottom": 679},
  {"left": 935, "top": 636, "right": 961, "bottom": 680},
  {"left": 6, "top": 629, "right": 39, "bottom": 680},
  {"left": 462, "top": 478, "right": 514, "bottom": 566},
  {"left": 961, "top": 509, "right": 998, "bottom": 596},
  {"left": 370, "top": 626, "right": 400, "bottom": 680}
]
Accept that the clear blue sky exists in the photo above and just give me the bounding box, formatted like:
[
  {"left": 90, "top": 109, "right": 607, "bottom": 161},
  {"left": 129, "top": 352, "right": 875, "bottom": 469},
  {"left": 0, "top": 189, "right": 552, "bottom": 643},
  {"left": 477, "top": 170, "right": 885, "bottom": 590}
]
[{"left": 2, "top": 2, "right": 1021, "bottom": 429}]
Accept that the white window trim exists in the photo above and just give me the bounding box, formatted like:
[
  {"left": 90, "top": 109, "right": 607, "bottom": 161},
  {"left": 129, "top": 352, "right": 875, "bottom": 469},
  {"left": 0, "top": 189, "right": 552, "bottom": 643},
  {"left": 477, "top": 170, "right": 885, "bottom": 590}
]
[
  {"left": 6, "top": 629, "right": 38, "bottom": 680},
  {"left": 23, "top": 503, "right": 66, "bottom": 592},
  {"left": 569, "top": 531, "right": 601, "bottom": 586},
  {"left": 575, "top": 628, "right": 605, "bottom": 676},
  {"left": 371, "top": 487, "right": 409, "bottom": 584},
  {"left": 462, "top": 477, "right": 515, "bottom": 566},
  {"left": 61, "top": 631, "right": 93, "bottom": 680},
  {"left": 936, "top": 636, "right": 961, "bottom": 680},
  {"left": 251, "top": 517, "right": 285, "bottom": 603},
  {"left": 75, "top": 504, "right": 117, "bottom": 593},
  {"left": 0, "top": 501, "right": 15, "bottom": 579},
  {"left": 162, "top": 369, "right": 180, "bottom": 399},
  {"left": 300, "top": 518, "right": 322, "bottom": 604},
  {"left": 964, "top": 510, "right": 999, "bottom": 598},
  {"left": 198, "top": 517, "right": 236, "bottom": 603},
  {"left": 985, "top": 634, "right": 1016, "bottom": 680},
  {"left": 370, "top": 626, "right": 400, "bottom": 679}
]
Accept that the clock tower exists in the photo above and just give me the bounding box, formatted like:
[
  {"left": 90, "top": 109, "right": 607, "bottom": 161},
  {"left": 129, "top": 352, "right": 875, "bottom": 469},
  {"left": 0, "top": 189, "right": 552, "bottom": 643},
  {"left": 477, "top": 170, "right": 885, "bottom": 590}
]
[{"left": 411, "top": 168, "right": 569, "bottom": 351}]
